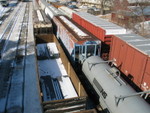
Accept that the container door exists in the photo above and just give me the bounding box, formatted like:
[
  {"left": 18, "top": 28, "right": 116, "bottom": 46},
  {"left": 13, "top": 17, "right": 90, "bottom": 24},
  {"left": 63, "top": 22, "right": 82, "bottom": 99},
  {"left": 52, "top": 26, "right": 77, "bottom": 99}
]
[
  {"left": 117, "top": 43, "right": 127, "bottom": 69},
  {"left": 74, "top": 45, "right": 80, "bottom": 62},
  {"left": 130, "top": 52, "right": 147, "bottom": 86},
  {"left": 121, "top": 47, "right": 135, "bottom": 77},
  {"left": 78, "top": 45, "right": 86, "bottom": 63},
  {"left": 110, "top": 38, "right": 123, "bottom": 67},
  {"left": 141, "top": 58, "right": 150, "bottom": 91}
]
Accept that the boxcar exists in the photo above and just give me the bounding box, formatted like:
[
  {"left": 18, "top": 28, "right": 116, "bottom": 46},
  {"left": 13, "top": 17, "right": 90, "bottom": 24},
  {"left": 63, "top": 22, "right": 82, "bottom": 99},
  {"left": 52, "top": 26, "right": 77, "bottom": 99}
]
[
  {"left": 109, "top": 34, "right": 150, "bottom": 91},
  {"left": 72, "top": 12, "right": 126, "bottom": 45},
  {"left": 53, "top": 15, "right": 101, "bottom": 64}
]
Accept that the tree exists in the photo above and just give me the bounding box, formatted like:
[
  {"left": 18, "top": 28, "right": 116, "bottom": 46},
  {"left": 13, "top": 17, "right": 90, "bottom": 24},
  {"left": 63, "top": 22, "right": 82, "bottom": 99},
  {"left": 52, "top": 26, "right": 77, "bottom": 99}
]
[
  {"left": 111, "top": 0, "right": 150, "bottom": 37},
  {"left": 100, "top": 0, "right": 113, "bottom": 15},
  {"left": 112, "top": 0, "right": 129, "bottom": 11},
  {"left": 131, "top": 0, "right": 150, "bottom": 36}
]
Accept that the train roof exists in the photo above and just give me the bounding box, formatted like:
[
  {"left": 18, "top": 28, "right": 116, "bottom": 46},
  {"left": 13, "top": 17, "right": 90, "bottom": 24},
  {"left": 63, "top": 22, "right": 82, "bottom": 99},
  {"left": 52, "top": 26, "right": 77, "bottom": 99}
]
[
  {"left": 115, "top": 34, "right": 150, "bottom": 55},
  {"left": 55, "top": 16, "right": 99, "bottom": 43},
  {"left": 74, "top": 12, "right": 126, "bottom": 35},
  {"left": 48, "top": 4, "right": 63, "bottom": 15},
  {"left": 59, "top": 16, "right": 88, "bottom": 37}
]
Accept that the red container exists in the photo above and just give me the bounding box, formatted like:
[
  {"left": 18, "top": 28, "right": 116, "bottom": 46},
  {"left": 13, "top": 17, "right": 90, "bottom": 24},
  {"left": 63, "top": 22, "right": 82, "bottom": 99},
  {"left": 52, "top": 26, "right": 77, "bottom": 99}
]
[{"left": 109, "top": 34, "right": 150, "bottom": 90}]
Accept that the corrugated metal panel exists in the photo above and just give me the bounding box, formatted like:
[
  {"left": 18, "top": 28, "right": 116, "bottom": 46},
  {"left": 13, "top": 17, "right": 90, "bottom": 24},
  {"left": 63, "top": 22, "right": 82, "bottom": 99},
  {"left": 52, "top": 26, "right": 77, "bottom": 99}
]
[
  {"left": 141, "top": 58, "right": 150, "bottom": 91},
  {"left": 109, "top": 37, "right": 127, "bottom": 67},
  {"left": 115, "top": 34, "right": 150, "bottom": 55},
  {"left": 58, "top": 6, "right": 75, "bottom": 18}
]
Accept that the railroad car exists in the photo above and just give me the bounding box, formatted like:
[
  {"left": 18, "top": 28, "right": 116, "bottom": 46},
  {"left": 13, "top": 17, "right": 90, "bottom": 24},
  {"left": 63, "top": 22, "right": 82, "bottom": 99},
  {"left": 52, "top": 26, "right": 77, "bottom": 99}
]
[
  {"left": 82, "top": 56, "right": 150, "bottom": 113},
  {"left": 53, "top": 15, "right": 101, "bottom": 64},
  {"left": 37, "top": 0, "right": 150, "bottom": 112},
  {"left": 109, "top": 34, "right": 150, "bottom": 91},
  {"left": 38, "top": 0, "right": 47, "bottom": 10},
  {"left": 72, "top": 12, "right": 126, "bottom": 45},
  {"left": 39, "top": 0, "right": 63, "bottom": 19},
  {"left": 51, "top": 2, "right": 63, "bottom": 8},
  {"left": 58, "top": 6, "right": 76, "bottom": 18}
]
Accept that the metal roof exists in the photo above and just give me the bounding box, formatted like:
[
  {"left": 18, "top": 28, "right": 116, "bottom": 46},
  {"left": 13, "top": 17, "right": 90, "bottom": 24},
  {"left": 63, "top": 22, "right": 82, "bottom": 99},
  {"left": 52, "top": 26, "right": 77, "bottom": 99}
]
[
  {"left": 129, "top": 6, "right": 150, "bottom": 16},
  {"left": 115, "top": 34, "right": 150, "bottom": 55},
  {"left": 127, "top": 0, "right": 150, "bottom": 4},
  {"left": 75, "top": 12, "right": 126, "bottom": 35},
  {"left": 56, "top": 16, "right": 99, "bottom": 42}
]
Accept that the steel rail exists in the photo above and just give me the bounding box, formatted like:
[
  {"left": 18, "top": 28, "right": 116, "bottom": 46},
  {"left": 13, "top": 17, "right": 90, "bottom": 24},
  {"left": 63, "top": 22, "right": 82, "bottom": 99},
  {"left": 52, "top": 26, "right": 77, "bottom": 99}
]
[
  {"left": 0, "top": 3, "right": 22, "bottom": 58},
  {"left": 3, "top": 3, "right": 30, "bottom": 113}
]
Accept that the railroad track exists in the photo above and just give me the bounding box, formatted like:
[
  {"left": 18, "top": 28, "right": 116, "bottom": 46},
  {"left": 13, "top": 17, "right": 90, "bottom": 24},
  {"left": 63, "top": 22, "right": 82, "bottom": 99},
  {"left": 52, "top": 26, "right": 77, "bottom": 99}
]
[
  {"left": 0, "top": 3, "right": 22, "bottom": 58},
  {"left": 0, "top": 3, "right": 30, "bottom": 113},
  {"left": 0, "top": 7, "right": 13, "bottom": 25}
]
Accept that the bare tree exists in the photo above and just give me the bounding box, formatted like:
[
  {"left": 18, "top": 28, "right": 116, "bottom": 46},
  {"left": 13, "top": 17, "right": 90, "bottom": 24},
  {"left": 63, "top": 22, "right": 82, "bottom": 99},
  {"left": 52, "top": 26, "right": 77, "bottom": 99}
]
[
  {"left": 112, "top": 0, "right": 129, "bottom": 11},
  {"left": 111, "top": 0, "right": 150, "bottom": 37},
  {"left": 100, "top": 0, "right": 113, "bottom": 15},
  {"left": 111, "top": 0, "right": 129, "bottom": 27},
  {"left": 131, "top": 0, "right": 150, "bottom": 36}
]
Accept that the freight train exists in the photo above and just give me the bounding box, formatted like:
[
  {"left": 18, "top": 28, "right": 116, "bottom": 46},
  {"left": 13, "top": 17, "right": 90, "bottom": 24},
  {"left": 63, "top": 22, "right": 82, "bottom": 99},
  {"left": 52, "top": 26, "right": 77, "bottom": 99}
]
[
  {"left": 72, "top": 11, "right": 150, "bottom": 91},
  {"left": 38, "top": 0, "right": 150, "bottom": 112}
]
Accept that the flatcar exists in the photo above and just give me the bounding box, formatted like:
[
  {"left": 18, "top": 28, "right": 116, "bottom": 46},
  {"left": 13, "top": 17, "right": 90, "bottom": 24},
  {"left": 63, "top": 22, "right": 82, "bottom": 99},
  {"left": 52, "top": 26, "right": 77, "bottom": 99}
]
[{"left": 82, "top": 56, "right": 150, "bottom": 113}]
